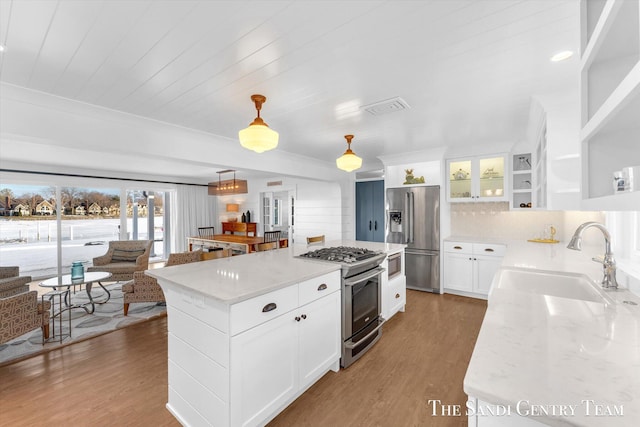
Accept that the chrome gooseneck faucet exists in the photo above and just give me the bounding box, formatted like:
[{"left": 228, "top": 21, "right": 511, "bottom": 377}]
[{"left": 567, "top": 222, "right": 618, "bottom": 289}]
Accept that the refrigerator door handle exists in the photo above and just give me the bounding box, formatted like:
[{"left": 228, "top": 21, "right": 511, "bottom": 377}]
[
  {"left": 408, "top": 192, "right": 415, "bottom": 243},
  {"left": 404, "top": 193, "right": 410, "bottom": 244}
]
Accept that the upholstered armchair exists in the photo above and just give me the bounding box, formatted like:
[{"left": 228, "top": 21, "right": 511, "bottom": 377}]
[
  {"left": 0, "top": 266, "right": 32, "bottom": 298},
  {"left": 122, "top": 250, "right": 203, "bottom": 316},
  {"left": 0, "top": 291, "right": 50, "bottom": 344},
  {"left": 87, "top": 240, "right": 153, "bottom": 282}
]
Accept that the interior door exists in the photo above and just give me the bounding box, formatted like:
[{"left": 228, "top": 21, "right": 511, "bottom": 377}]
[
  {"left": 356, "top": 180, "right": 385, "bottom": 242},
  {"left": 355, "top": 182, "right": 372, "bottom": 241},
  {"left": 371, "top": 180, "right": 385, "bottom": 242}
]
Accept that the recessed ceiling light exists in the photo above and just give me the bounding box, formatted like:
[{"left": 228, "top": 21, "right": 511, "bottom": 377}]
[{"left": 550, "top": 51, "right": 573, "bottom": 62}]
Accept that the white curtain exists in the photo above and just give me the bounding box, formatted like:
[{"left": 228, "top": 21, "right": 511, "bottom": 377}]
[{"left": 171, "top": 185, "right": 217, "bottom": 253}]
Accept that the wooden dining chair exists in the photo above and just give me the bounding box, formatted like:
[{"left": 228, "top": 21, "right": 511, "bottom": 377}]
[
  {"left": 263, "top": 231, "right": 281, "bottom": 248},
  {"left": 198, "top": 227, "right": 215, "bottom": 238},
  {"left": 201, "top": 248, "right": 232, "bottom": 260},
  {"left": 255, "top": 242, "right": 278, "bottom": 252},
  {"left": 306, "top": 235, "right": 325, "bottom": 244}
]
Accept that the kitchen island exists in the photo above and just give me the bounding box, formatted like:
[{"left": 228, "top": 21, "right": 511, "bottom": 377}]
[
  {"left": 464, "top": 241, "right": 640, "bottom": 427},
  {"left": 147, "top": 248, "right": 342, "bottom": 427},
  {"left": 147, "top": 241, "right": 406, "bottom": 427}
]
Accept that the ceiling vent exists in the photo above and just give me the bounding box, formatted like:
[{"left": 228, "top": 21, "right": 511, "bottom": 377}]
[{"left": 361, "top": 97, "right": 410, "bottom": 116}]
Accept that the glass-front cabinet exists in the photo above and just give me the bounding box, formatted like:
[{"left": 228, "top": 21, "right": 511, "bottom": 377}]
[{"left": 447, "top": 154, "right": 508, "bottom": 202}]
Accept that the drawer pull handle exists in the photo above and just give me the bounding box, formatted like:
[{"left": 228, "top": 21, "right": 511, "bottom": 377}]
[
  {"left": 262, "top": 303, "right": 277, "bottom": 313},
  {"left": 484, "top": 248, "right": 494, "bottom": 252},
  {"left": 317, "top": 283, "right": 328, "bottom": 291},
  {"left": 301, "top": 314, "right": 307, "bottom": 319},
  {"left": 295, "top": 316, "right": 301, "bottom": 322},
  {"left": 453, "top": 246, "right": 462, "bottom": 250},
  {"left": 395, "top": 293, "right": 400, "bottom": 299}
]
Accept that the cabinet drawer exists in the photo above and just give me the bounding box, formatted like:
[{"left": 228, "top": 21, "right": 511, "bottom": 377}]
[
  {"left": 230, "top": 285, "right": 298, "bottom": 336},
  {"left": 472, "top": 243, "right": 506, "bottom": 257},
  {"left": 298, "top": 271, "right": 341, "bottom": 307},
  {"left": 443, "top": 241, "right": 472, "bottom": 254},
  {"left": 389, "top": 276, "right": 406, "bottom": 306}
]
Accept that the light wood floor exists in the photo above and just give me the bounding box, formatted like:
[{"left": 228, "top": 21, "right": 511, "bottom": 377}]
[{"left": 0, "top": 291, "right": 486, "bottom": 427}]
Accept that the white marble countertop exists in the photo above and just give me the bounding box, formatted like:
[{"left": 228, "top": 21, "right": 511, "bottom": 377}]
[
  {"left": 147, "top": 240, "right": 402, "bottom": 304},
  {"left": 147, "top": 247, "right": 341, "bottom": 304},
  {"left": 464, "top": 241, "right": 640, "bottom": 426}
]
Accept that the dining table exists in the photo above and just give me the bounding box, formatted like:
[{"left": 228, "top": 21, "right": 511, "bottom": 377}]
[{"left": 187, "top": 234, "right": 288, "bottom": 254}]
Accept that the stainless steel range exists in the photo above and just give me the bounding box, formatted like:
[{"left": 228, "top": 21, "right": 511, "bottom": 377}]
[{"left": 298, "top": 246, "right": 387, "bottom": 368}]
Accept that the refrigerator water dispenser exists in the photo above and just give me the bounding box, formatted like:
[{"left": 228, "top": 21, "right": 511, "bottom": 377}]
[{"left": 389, "top": 211, "right": 402, "bottom": 233}]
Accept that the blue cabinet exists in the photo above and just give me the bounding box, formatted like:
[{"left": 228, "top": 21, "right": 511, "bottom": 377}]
[{"left": 356, "top": 180, "right": 385, "bottom": 242}]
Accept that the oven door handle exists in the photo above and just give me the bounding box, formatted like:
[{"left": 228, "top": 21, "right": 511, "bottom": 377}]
[
  {"left": 343, "top": 267, "right": 385, "bottom": 287},
  {"left": 344, "top": 317, "right": 386, "bottom": 349}
]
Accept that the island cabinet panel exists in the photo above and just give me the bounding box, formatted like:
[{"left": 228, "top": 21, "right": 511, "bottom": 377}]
[
  {"left": 169, "top": 360, "right": 228, "bottom": 426},
  {"left": 230, "top": 312, "right": 298, "bottom": 427},
  {"left": 169, "top": 334, "right": 229, "bottom": 402},
  {"left": 167, "top": 305, "right": 229, "bottom": 366},
  {"left": 298, "top": 291, "right": 341, "bottom": 389},
  {"left": 158, "top": 269, "right": 342, "bottom": 427},
  {"left": 165, "top": 286, "right": 229, "bottom": 331},
  {"left": 230, "top": 287, "right": 341, "bottom": 427}
]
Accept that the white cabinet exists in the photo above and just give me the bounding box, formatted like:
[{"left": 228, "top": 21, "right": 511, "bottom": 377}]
[
  {"left": 511, "top": 152, "right": 533, "bottom": 209},
  {"left": 162, "top": 270, "right": 341, "bottom": 427},
  {"left": 231, "top": 311, "right": 298, "bottom": 427},
  {"left": 443, "top": 242, "right": 505, "bottom": 298},
  {"left": 447, "top": 155, "right": 509, "bottom": 203},
  {"left": 381, "top": 251, "right": 406, "bottom": 320},
  {"left": 231, "top": 288, "right": 341, "bottom": 426},
  {"left": 298, "top": 291, "right": 341, "bottom": 389},
  {"left": 580, "top": 0, "right": 640, "bottom": 210}
]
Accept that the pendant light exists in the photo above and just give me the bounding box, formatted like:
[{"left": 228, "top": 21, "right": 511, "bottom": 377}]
[
  {"left": 238, "top": 94, "right": 279, "bottom": 153},
  {"left": 336, "top": 134, "right": 362, "bottom": 172},
  {"left": 208, "top": 170, "right": 248, "bottom": 196}
]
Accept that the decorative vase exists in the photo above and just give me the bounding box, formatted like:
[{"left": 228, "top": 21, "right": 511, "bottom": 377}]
[
  {"left": 246, "top": 210, "right": 251, "bottom": 223},
  {"left": 241, "top": 212, "right": 246, "bottom": 223},
  {"left": 71, "top": 261, "right": 84, "bottom": 281}
]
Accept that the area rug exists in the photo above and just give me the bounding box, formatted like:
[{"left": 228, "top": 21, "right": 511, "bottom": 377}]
[{"left": 0, "top": 282, "right": 166, "bottom": 366}]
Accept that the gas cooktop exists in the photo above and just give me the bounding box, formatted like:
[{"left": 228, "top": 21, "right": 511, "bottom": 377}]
[{"left": 298, "top": 246, "right": 381, "bottom": 264}]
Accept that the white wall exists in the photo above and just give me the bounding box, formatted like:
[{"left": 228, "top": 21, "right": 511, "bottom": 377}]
[
  {"left": 215, "top": 176, "right": 345, "bottom": 244},
  {"left": 450, "top": 202, "right": 605, "bottom": 244}
]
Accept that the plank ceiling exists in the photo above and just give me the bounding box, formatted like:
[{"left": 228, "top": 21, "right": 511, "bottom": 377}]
[{"left": 0, "top": 0, "right": 579, "bottom": 177}]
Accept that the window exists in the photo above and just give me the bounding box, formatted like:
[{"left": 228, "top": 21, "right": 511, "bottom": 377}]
[
  {"left": 0, "top": 179, "right": 173, "bottom": 279},
  {"left": 60, "top": 186, "right": 121, "bottom": 277}
]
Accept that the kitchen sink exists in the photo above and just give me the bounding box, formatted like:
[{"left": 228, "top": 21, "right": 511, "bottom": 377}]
[{"left": 492, "top": 267, "right": 610, "bottom": 303}]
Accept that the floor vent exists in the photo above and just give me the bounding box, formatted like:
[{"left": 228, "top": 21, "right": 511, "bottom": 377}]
[{"left": 361, "top": 97, "right": 410, "bottom": 115}]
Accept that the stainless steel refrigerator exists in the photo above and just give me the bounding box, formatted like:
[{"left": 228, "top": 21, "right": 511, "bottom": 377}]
[{"left": 385, "top": 186, "right": 440, "bottom": 293}]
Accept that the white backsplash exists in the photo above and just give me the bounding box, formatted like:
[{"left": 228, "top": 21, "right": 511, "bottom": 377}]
[{"left": 450, "top": 203, "right": 605, "bottom": 245}]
